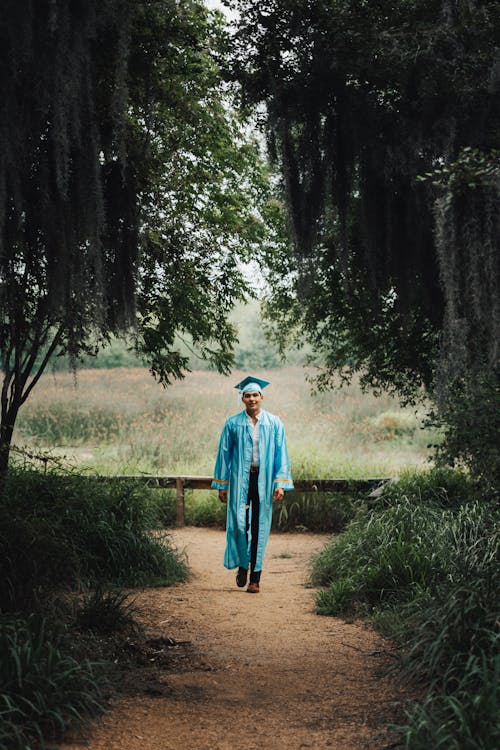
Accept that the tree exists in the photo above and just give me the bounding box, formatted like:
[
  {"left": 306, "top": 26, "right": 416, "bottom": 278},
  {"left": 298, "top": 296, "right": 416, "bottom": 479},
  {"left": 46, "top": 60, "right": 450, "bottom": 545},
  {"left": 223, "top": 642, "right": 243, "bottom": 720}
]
[
  {"left": 228, "top": 0, "right": 500, "bottom": 480},
  {"left": 425, "top": 148, "right": 500, "bottom": 483},
  {"left": 0, "top": 0, "right": 272, "bottom": 472}
]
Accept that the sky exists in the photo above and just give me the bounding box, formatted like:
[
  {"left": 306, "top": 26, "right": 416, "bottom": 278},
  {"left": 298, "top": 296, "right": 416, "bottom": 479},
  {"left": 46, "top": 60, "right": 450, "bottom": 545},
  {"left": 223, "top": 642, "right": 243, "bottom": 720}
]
[{"left": 204, "top": 0, "right": 239, "bottom": 22}]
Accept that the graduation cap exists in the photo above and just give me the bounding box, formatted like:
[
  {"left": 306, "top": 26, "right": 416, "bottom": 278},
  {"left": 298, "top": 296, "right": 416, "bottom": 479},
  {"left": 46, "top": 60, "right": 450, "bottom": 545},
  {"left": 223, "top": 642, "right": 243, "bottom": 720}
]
[{"left": 234, "top": 375, "right": 271, "bottom": 394}]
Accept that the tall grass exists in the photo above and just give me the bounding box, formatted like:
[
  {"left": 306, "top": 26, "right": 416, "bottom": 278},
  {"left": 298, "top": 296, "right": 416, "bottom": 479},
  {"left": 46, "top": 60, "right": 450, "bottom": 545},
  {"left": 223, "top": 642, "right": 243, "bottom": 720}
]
[
  {"left": 150, "top": 486, "right": 364, "bottom": 532},
  {"left": 313, "top": 499, "right": 448, "bottom": 615},
  {"left": 311, "top": 469, "right": 499, "bottom": 749},
  {"left": 0, "top": 616, "right": 106, "bottom": 750},
  {"left": 12, "top": 366, "right": 438, "bottom": 537},
  {"left": 399, "top": 653, "right": 500, "bottom": 750},
  {"left": 0, "top": 468, "right": 188, "bottom": 613},
  {"left": 14, "top": 366, "right": 437, "bottom": 478},
  {"left": 0, "top": 467, "right": 188, "bottom": 748},
  {"left": 273, "top": 490, "right": 363, "bottom": 532}
]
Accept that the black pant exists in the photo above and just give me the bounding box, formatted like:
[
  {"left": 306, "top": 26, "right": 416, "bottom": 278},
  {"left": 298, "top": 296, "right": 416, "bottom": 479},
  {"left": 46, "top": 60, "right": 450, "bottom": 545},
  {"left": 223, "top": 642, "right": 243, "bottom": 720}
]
[{"left": 247, "top": 471, "right": 261, "bottom": 583}]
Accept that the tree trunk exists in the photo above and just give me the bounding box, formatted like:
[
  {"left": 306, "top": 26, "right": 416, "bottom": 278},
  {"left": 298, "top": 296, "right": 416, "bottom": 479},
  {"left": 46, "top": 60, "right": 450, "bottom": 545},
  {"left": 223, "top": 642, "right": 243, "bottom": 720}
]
[{"left": 0, "top": 405, "right": 19, "bottom": 477}]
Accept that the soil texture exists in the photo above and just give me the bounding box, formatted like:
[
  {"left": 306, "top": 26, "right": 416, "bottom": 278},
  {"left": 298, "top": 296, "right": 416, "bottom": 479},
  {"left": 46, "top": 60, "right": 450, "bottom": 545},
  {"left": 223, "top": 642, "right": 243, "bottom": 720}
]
[{"left": 62, "top": 527, "right": 407, "bottom": 750}]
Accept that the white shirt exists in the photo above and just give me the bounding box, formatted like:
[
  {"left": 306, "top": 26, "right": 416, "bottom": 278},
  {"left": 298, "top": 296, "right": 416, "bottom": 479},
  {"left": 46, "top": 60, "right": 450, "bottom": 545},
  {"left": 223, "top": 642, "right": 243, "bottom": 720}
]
[{"left": 247, "top": 412, "right": 261, "bottom": 466}]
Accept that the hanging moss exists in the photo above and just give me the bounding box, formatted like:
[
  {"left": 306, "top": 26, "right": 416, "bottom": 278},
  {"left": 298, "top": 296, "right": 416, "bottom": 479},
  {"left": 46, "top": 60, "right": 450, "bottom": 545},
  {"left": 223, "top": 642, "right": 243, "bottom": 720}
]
[
  {"left": 231, "top": 0, "right": 500, "bottom": 478},
  {"left": 433, "top": 152, "right": 500, "bottom": 378},
  {"left": 232, "top": 0, "right": 499, "bottom": 320},
  {"left": 0, "top": 0, "right": 135, "bottom": 336}
]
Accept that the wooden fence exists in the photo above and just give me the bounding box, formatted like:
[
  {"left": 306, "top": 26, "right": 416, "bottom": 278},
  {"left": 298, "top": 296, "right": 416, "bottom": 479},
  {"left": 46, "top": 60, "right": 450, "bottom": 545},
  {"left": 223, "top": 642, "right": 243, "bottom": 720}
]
[{"left": 104, "top": 475, "right": 392, "bottom": 526}]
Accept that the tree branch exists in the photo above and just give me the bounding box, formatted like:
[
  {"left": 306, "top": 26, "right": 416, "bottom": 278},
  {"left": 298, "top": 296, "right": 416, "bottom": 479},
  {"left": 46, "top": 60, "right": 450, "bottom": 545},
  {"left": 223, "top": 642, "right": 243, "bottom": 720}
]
[{"left": 21, "top": 327, "right": 64, "bottom": 405}]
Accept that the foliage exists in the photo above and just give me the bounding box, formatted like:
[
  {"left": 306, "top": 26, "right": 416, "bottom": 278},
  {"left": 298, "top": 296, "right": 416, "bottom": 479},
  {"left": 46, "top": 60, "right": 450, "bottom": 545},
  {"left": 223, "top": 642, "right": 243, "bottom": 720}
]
[
  {"left": 313, "top": 498, "right": 448, "bottom": 613},
  {"left": 311, "top": 469, "right": 499, "bottom": 749},
  {"left": 0, "top": 468, "right": 188, "bottom": 613},
  {"left": 149, "top": 488, "right": 228, "bottom": 529},
  {"left": 186, "top": 491, "right": 227, "bottom": 528},
  {"left": 0, "top": 0, "right": 276, "bottom": 470},
  {"left": 39, "top": 335, "right": 148, "bottom": 372},
  {"left": 427, "top": 147, "right": 500, "bottom": 488},
  {"left": 273, "top": 491, "right": 360, "bottom": 533},
  {"left": 37, "top": 299, "right": 310, "bottom": 373},
  {"left": 75, "top": 588, "right": 140, "bottom": 636},
  {"left": 228, "top": 0, "right": 500, "bottom": 477},
  {"left": 374, "top": 467, "right": 482, "bottom": 510},
  {"left": 0, "top": 616, "right": 106, "bottom": 750},
  {"left": 399, "top": 656, "right": 500, "bottom": 749},
  {"left": 0, "top": 0, "right": 133, "bottom": 470},
  {"left": 397, "top": 512, "right": 499, "bottom": 749},
  {"left": 152, "top": 487, "right": 361, "bottom": 532},
  {"left": 397, "top": 509, "right": 498, "bottom": 681},
  {"left": 420, "top": 147, "right": 500, "bottom": 192},
  {"left": 429, "top": 372, "right": 500, "bottom": 488},
  {"left": 131, "top": 4, "right": 276, "bottom": 384}
]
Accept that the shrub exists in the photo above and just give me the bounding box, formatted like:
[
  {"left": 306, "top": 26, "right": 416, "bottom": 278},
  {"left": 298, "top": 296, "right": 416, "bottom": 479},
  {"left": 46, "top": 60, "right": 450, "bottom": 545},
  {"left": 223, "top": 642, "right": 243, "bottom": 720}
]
[
  {"left": 185, "top": 490, "right": 227, "bottom": 527},
  {"left": 0, "top": 616, "right": 106, "bottom": 750},
  {"left": 399, "top": 652, "right": 500, "bottom": 750},
  {"left": 311, "top": 499, "right": 449, "bottom": 612},
  {"left": 75, "top": 588, "right": 140, "bottom": 636},
  {"left": 311, "top": 469, "right": 499, "bottom": 749},
  {"left": 273, "top": 491, "right": 360, "bottom": 532},
  {"left": 0, "top": 468, "right": 188, "bottom": 613},
  {"left": 375, "top": 466, "right": 482, "bottom": 510},
  {"left": 431, "top": 370, "right": 500, "bottom": 491},
  {"left": 397, "top": 502, "right": 499, "bottom": 685},
  {"left": 148, "top": 488, "right": 178, "bottom": 527},
  {"left": 153, "top": 488, "right": 362, "bottom": 533}
]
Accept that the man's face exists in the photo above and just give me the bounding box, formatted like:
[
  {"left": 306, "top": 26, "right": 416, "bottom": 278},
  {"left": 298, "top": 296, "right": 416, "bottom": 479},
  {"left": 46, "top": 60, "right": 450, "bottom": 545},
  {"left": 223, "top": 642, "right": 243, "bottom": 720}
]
[{"left": 242, "top": 390, "right": 263, "bottom": 414}]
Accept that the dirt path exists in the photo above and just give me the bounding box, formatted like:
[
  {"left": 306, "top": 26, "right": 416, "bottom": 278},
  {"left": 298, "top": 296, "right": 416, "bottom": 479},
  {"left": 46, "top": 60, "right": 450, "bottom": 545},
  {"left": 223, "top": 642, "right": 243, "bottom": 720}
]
[{"left": 63, "top": 528, "right": 405, "bottom": 750}]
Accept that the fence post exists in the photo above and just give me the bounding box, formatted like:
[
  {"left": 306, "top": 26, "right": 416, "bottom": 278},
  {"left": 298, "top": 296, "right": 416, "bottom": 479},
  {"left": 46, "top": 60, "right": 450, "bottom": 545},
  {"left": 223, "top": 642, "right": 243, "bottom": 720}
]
[{"left": 176, "top": 477, "right": 185, "bottom": 526}]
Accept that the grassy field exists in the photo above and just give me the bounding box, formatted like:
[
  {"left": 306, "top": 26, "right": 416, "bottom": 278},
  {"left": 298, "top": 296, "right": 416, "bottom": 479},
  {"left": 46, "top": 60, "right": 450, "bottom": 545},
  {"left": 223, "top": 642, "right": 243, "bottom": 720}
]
[{"left": 14, "top": 366, "right": 437, "bottom": 478}]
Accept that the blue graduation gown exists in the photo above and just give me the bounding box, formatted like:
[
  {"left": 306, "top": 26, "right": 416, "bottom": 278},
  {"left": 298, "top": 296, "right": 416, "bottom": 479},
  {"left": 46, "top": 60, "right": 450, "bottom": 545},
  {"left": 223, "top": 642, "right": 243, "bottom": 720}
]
[{"left": 211, "top": 409, "right": 294, "bottom": 571}]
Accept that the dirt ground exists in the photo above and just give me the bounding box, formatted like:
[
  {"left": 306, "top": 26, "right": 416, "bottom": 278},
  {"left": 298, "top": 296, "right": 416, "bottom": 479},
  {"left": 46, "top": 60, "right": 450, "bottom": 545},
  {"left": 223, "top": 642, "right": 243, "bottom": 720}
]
[{"left": 62, "top": 528, "right": 407, "bottom": 750}]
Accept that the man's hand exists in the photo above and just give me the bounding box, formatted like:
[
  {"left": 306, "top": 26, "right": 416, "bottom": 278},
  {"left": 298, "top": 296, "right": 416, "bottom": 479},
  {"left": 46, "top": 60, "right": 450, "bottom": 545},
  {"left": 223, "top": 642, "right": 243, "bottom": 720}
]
[
  {"left": 218, "top": 490, "right": 228, "bottom": 503},
  {"left": 273, "top": 487, "right": 285, "bottom": 502}
]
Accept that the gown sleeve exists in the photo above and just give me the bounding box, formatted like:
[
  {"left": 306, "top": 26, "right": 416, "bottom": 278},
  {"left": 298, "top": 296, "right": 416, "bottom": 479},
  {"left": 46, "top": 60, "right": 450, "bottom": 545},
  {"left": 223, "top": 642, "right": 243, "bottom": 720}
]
[
  {"left": 273, "top": 419, "right": 294, "bottom": 491},
  {"left": 211, "top": 420, "right": 233, "bottom": 490}
]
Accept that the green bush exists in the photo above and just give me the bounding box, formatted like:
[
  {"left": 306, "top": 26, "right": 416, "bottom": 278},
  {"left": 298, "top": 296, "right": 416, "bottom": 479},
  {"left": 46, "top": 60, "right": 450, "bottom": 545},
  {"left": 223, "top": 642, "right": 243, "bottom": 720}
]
[
  {"left": 150, "top": 489, "right": 227, "bottom": 528},
  {"left": 431, "top": 370, "right": 500, "bottom": 491},
  {"left": 397, "top": 502, "right": 498, "bottom": 684},
  {"left": 273, "top": 491, "right": 360, "bottom": 532},
  {"left": 0, "top": 468, "right": 188, "bottom": 613},
  {"left": 148, "top": 488, "right": 178, "bottom": 527},
  {"left": 185, "top": 490, "right": 227, "bottom": 527},
  {"left": 399, "top": 652, "right": 500, "bottom": 750},
  {"left": 376, "top": 467, "right": 482, "bottom": 510},
  {"left": 0, "top": 616, "right": 106, "bottom": 750},
  {"left": 75, "top": 588, "right": 140, "bottom": 636},
  {"left": 311, "top": 469, "right": 499, "bottom": 749},
  {"left": 151, "top": 488, "right": 361, "bottom": 533},
  {"left": 312, "top": 499, "right": 448, "bottom": 612}
]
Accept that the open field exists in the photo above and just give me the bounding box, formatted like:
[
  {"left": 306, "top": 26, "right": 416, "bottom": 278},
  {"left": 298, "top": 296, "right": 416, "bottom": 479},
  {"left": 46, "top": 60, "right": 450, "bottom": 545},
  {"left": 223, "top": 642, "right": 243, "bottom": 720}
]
[{"left": 14, "top": 366, "right": 437, "bottom": 478}]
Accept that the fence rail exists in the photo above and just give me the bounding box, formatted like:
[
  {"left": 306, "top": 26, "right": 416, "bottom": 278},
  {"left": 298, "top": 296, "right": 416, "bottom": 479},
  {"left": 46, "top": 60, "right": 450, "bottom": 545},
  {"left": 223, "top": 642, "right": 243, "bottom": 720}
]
[{"left": 100, "top": 474, "right": 393, "bottom": 526}]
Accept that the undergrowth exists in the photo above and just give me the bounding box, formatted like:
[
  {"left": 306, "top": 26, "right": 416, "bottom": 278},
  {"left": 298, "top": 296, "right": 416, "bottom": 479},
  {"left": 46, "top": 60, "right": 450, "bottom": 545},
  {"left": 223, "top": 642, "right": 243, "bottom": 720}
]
[
  {"left": 311, "top": 468, "right": 499, "bottom": 749},
  {"left": 0, "top": 616, "right": 106, "bottom": 750},
  {"left": 0, "top": 467, "right": 188, "bottom": 613},
  {"left": 0, "top": 467, "right": 189, "bottom": 748},
  {"left": 152, "top": 487, "right": 364, "bottom": 533}
]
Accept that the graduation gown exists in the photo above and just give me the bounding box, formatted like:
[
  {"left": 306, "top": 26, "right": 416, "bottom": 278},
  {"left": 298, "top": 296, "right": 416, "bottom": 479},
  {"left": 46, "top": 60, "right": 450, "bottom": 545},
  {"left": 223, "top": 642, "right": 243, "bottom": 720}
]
[{"left": 211, "top": 409, "right": 294, "bottom": 571}]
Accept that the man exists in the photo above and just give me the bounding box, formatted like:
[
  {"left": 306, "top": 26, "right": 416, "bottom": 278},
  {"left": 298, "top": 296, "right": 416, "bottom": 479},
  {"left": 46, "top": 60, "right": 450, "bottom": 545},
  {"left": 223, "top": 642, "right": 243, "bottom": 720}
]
[{"left": 211, "top": 376, "right": 294, "bottom": 593}]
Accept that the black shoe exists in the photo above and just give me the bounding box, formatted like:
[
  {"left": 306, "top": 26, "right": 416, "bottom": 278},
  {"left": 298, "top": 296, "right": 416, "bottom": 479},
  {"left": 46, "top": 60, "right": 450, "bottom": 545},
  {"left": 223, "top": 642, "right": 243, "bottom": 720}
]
[{"left": 236, "top": 567, "right": 248, "bottom": 588}]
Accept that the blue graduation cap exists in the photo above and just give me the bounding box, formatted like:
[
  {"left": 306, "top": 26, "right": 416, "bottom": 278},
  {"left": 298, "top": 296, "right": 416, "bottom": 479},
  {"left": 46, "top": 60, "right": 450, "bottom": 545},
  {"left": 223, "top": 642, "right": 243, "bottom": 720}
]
[{"left": 234, "top": 375, "right": 271, "bottom": 394}]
